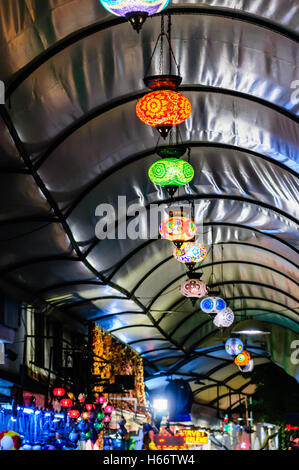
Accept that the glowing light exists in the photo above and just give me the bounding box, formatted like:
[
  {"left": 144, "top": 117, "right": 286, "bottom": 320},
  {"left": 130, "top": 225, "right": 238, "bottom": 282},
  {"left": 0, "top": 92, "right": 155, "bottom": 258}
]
[
  {"left": 153, "top": 398, "right": 168, "bottom": 412},
  {"left": 53, "top": 388, "right": 65, "bottom": 397},
  {"left": 96, "top": 396, "right": 106, "bottom": 405},
  {"left": 82, "top": 411, "right": 90, "bottom": 421},
  {"left": 213, "top": 307, "right": 234, "bottom": 327},
  {"left": 136, "top": 90, "right": 191, "bottom": 137},
  {"left": 148, "top": 158, "right": 194, "bottom": 187},
  {"left": 173, "top": 242, "right": 207, "bottom": 264},
  {"left": 85, "top": 404, "right": 95, "bottom": 412},
  {"left": 180, "top": 279, "right": 208, "bottom": 298},
  {"left": 99, "top": 0, "right": 169, "bottom": 18},
  {"left": 99, "top": 0, "right": 169, "bottom": 32},
  {"left": 225, "top": 337, "right": 244, "bottom": 356},
  {"left": 200, "top": 296, "right": 226, "bottom": 314},
  {"left": 234, "top": 350, "right": 251, "bottom": 366},
  {"left": 60, "top": 399, "right": 73, "bottom": 408},
  {"left": 68, "top": 409, "right": 81, "bottom": 419},
  {"left": 159, "top": 216, "right": 197, "bottom": 242},
  {"left": 103, "top": 415, "right": 112, "bottom": 423},
  {"left": 104, "top": 405, "right": 114, "bottom": 414}
]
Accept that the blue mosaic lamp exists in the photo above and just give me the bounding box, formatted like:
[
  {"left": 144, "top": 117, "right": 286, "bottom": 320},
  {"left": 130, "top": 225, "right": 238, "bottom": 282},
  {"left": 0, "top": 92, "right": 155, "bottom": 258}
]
[{"left": 99, "top": 0, "right": 170, "bottom": 32}]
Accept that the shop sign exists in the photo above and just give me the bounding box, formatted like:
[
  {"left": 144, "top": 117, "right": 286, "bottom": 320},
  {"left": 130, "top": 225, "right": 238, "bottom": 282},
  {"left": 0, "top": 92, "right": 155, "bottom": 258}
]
[
  {"left": 180, "top": 430, "right": 208, "bottom": 445},
  {"left": 153, "top": 433, "right": 186, "bottom": 450}
]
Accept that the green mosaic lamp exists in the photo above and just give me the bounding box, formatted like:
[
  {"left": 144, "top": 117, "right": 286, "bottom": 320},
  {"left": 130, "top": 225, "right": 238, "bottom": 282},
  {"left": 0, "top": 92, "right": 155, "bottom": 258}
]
[{"left": 148, "top": 146, "right": 194, "bottom": 197}]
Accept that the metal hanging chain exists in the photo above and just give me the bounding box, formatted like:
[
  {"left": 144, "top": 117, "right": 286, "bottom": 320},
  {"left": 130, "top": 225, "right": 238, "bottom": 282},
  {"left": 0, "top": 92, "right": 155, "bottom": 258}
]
[
  {"left": 160, "top": 15, "right": 164, "bottom": 75},
  {"left": 144, "top": 14, "right": 180, "bottom": 78},
  {"left": 168, "top": 13, "right": 172, "bottom": 75}
]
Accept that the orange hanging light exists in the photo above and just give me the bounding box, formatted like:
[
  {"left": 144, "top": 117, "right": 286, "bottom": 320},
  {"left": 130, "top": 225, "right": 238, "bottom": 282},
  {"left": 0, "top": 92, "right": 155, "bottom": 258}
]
[
  {"left": 234, "top": 350, "right": 251, "bottom": 367},
  {"left": 136, "top": 90, "right": 191, "bottom": 138},
  {"left": 159, "top": 216, "right": 197, "bottom": 245}
]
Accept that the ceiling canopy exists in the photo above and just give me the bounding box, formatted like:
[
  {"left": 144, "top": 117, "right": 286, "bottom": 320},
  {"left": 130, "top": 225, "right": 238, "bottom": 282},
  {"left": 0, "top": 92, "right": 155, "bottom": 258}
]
[{"left": 0, "top": 0, "right": 298, "bottom": 409}]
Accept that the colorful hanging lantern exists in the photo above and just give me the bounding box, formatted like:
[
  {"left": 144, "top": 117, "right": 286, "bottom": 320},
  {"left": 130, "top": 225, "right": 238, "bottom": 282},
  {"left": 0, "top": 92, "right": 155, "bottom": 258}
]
[
  {"left": 96, "top": 396, "right": 106, "bottom": 405},
  {"left": 238, "top": 359, "right": 254, "bottom": 373},
  {"left": 225, "top": 337, "right": 244, "bottom": 356},
  {"left": 103, "top": 415, "right": 112, "bottom": 423},
  {"left": 97, "top": 412, "right": 105, "bottom": 421},
  {"left": 104, "top": 405, "right": 114, "bottom": 414},
  {"left": 60, "top": 398, "right": 73, "bottom": 408},
  {"left": 94, "top": 422, "right": 104, "bottom": 432},
  {"left": 85, "top": 404, "right": 95, "bottom": 412},
  {"left": 99, "top": 0, "right": 169, "bottom": 32},
  {"left": 53, "top": 388, "right": 65, "bottom": 397},
  {"left": 213, "top": 307, "right": 234, "bottom": 328},
  {"left": 149, "top": 157, "right": 194, "bottom": 188},
  {"left": 136, "top": 90, "right": 191, "bottom": 138},
  {"left": 159, "top": 216, "right": 197, "bottom": 244},
  {"left": 180, "top": 279, "right": 208, "bottom": 299},
  {"left": 173, "top": 242, "right": 207, "bottom": 265},
  {"left": 81, "top": 411, "right": 91, "bottom": 421},
  {"left": 234, "top": 350, "right": 251, "bottom": 367},
  {"left": 200, "top": 296, "right": 226, "bottom": 314},
  {"left": 68, "top": 409, "right": 81, "bottom": 419},
  {"left": 78, "top": 394, "right": 86, "bottom": 403}
]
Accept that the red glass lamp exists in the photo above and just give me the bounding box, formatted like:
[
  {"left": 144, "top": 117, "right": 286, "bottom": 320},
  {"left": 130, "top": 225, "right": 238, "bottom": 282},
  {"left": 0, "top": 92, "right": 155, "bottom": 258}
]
[
  {"left": 68, "top": 409, "right": 80, "bottom": 419},
  {"left": 53, "top": 388, "right": 65, "bottom": 397},
  {"left": 60, "top": 398, "right": 73, "bottom": 408}
]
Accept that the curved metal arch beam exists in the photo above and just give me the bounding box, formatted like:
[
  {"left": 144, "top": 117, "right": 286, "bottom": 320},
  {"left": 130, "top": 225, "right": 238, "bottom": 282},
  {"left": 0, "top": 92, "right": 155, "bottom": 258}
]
[
  {"left": 179, "top": 299, "right": 297, "bottom": 352},
  {"left": 108, "top": 324, "right": 155, "bottom": 334},
  {"left": 34, "top": 226, "right": 299, "bottom": 299},
  {"left": 35, "top": 89, "right": 299, "bottom": 173},
  {"left": 194, "top": 381, "right": 253, "bottom": 403},
  {"left": 84, "top": 311, "right": 148, "bottom": 323},
  {"left": 208, "top": 383, "right": 254, "bottom": 406},
  {"left": 169, "top": 347, "right": 270, "bottom": 378},
  {"left": 169, "top": 305, "right": 298, "bottom": 341},
  {"left": 127, "top": 338, "right": 170, "bottom": 346},
  {"left": 61, "top": 258, "right": 298, "bottom": 312},
  {"left": 89, "top": 196, "right": 299, "bottom": 262},
  {"left": 0, "top": 255, "right": 82, "bottom": 276},
  {"left": 5, "top": 6, "right": 298, "bottom": 101},
  {"left": 112, "top": 239, "right": 298, "bottom": 289},
  {"left": 146, "top": 264, "right": 299, "bottom": 316},
  {"left": 67, "top": 143, "right": 299, "bottom": 223},
  {"left": 193, "top": 369, "right": 251, "bottom": 394}
]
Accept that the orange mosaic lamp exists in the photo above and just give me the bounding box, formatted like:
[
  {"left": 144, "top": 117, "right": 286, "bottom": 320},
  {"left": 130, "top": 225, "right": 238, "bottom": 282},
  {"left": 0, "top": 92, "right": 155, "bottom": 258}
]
[
  {"left": 159, "top": 216, "right": 197, "bottom": 247},
  {"left": 136, "top": 74, "right": 191, "bottom": 138},
  {"left": 234, "top": 350, "right": 251, "bottom": 366},
  {"left": 136, "top": 90, "right": 191, "bottom": 138}
]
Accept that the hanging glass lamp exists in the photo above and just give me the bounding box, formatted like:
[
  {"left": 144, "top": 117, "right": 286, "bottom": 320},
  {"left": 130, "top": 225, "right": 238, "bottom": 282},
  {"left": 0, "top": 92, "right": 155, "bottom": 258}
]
[
  {"left": 159, "top": 216, "right": 197, "bottom": 245},
  {"left": 99, "top": 0, "right": 169, "bottom": 32},
  {"left": 213, "top": 307, "right": 234, "bottom": 328},
  {"left": 225, "top": 337, "right": 244, "bottom": 356},
  {"left": 136, "top": 90, "right": 191, "bottom": 138},
  {"left": 180, "top": 278, "right": 208, "bottom": 299},
  {"left": 238, "top": 359, "right": 254, "bottom": 373},
  {"left": 149, "top": 157, "right": 194, "bottom": 187},
  {"left": 200, "top": 296, "right": 227, "bottom": 314},
  {"left": 234, "top": 350, "right": 251, "bottom": 367},
  {"left": 173, "top": 242, "right": 207, "bottom": 267}
]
